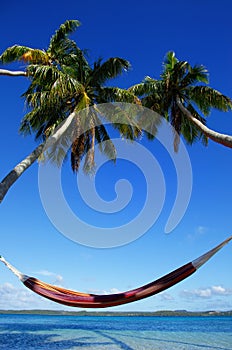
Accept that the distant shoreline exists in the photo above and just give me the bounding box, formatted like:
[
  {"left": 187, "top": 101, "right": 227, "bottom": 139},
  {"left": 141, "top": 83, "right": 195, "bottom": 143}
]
[{"left": 0, "top": 310, "right": 231, "bottom": 317}]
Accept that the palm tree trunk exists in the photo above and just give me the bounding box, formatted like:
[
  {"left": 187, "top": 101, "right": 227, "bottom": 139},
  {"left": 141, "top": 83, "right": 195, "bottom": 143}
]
[
  {"left": 0, "top": 110, "right": 78, "bottom": 203},
  {"left": 176, "top": 97, "right": 232, "bottom": 148},
  {"left": 0, "top": 143, "right": 45, "bottom": 203},
  {"left": 0, "top": 69, "right": 27, "bottom": 77}
]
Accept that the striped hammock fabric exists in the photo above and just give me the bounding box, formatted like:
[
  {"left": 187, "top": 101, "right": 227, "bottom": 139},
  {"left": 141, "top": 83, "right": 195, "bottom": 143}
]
[{"left": 0, "top": 236, "right": 231, "bottom": 308}]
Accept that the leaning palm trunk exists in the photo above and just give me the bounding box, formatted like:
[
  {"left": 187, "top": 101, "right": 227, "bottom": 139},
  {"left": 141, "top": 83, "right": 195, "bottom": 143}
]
[
  {"left": 176, "top": 98, "right": 232, "bottom": 148},
  {"left": 0, "top": 69, "right": 27, "bottom": 77},
  {"left": 0, "top": 111, "right": 78, "bottom": 203},
  {"left": 0, "top": 143, "right": 44, "bottom": 203}
]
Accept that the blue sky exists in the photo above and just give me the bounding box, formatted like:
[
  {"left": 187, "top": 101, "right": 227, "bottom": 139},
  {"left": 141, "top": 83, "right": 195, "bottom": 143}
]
[{"left": 0, "top": 0, "right": 232, "bottom": 312}]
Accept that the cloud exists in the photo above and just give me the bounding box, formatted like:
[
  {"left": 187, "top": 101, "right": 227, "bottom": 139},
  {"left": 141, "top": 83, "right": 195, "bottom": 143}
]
[
  {"left": 0, "top": 282, "right": 54, "bottom": 310},
  {"left": 195, "top": 226, "right": 208, "bottom": 235},
  {"left": 180, "top": 285, "right": 232, "bottom": 299},
  {"left": 187, "top": 226, "right": 209, "bottom": 241},
  {"left": 36, "top": 270, "right": 56, "bottom": 276},
  {"left": 211, "top": 285, "right": 232, "bottom": 295},
  {"left": 36, "top": 270, "right": 63, "bottom": 285},
  {"left": 87, "top": 287, "right": 122, "bottom": 295},
  {"left": 109, "top": 288, "right": 122, "bottom": 294},
  {"left": 159, "top": 292, "right": 175, "bottom": 301}
]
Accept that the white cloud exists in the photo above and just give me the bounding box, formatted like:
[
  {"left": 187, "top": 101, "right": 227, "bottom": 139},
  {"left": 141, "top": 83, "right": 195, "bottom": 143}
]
[
  {"left": 159, "top": 292, "right": 175, "bottom": 301},
  {"left": 211, "top": 285, "right": 232, "bottom": 295},
  {"left": 87, "top": 287, "right": 122, "bottom": 295},
  {"left": 0, "top": 282, "right": 53, "bottom": 310},
  {"left": 195, "top": 226, "right": 208, "bottom": 235},
  {"left": 36, "top": 270, "right": 63, "bottom": 285},
  {"left": 180, "top": 285, "right": 232, "bottom": 299},
  {"left": 36, "top": 269, "right": 55, "bottom": 276},
  {"left": 187, "top": 226, "right": 209, "bottom": 241},
  {"left": 109, "top": 288, "right": 122, "bottom": 294}
]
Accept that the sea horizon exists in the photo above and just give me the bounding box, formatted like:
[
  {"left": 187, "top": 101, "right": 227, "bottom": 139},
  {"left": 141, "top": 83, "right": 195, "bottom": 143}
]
[
  {"left": 0, "top": 313, "right": 231, "bottom": 349},
  {"left": 0, "top": 308, "right": 231, "bottom": 317}
]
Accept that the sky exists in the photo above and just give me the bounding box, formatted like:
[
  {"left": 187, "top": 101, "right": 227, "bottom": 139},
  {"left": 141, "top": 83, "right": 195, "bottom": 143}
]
[{"left": 0, "top": 0, "right": 232, "bottom": 312}]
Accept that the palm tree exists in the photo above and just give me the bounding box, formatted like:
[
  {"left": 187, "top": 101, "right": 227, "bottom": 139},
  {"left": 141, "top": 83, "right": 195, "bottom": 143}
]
[
  {"left": 129, "top": 51, "right": 232, "bottom": 151},
  {"left": 0, "top": 20, "right": 140, "bottom": 202}
]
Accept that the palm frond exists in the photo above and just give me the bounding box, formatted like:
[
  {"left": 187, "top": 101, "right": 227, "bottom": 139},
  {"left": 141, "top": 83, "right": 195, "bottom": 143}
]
[
  {"left": 0, "top": 45, "right": 32, "bottom": 63},
  {"left": 163, "top": 51, "right": 178, "bottom": 71},
  {"left": 21, "top": 49, "right": 49, "bottom": 64},
  {"left": 26, "top": 64, "right": 60, "bottom": 83},
  {"left": 129, "top": 78, "right": 160, "bottom": 97},
  {"left": 95, "top": 124, "right": 117, "bottom": 162},
  {"left": 137, "top": 106, "right": 162, "bottom": 140},
  {"left": 181, "top": 104, "right": 208, "bottom": 146},
  {"left": 61, "top": 50, "right": 90, "bottom": 82},
  {"left": 20, "top": 104, "right": 66, "bottom": 139},
  {"left": 180, "top": 65, "right": 209, "bottom": 88},
  {"left": 98, "top": 103, "right": 142, "bottom": 140},
  {"left": 71, "top": 117, "right": 91, "bottom": 173},
  {"left": 23, "top": 91, "right": 51, "bottom": 109},
  {"left": 141, "top": 95, "right": 163, "bottom": 113},
  {"left": 184, "top": 103, "right": 207, "bottom": 124},
  {"left": 20, "top": 108, "right": 46, "bottom": 138},
  {"left": 74, "top": 91, "right": 91, "bottom": 111},
  {"left": 48, "top": 20, "right": 81, "bottom": 53},
  {"left": 189, "top": 86, "right": 232, "bottom": 114},
  {"left": 50, "top": 73, "right": 83, "bottom": 98},
  {"left": 91, "top": 57, "right": 130, "bottom": 86},
  {"left": 83, "top": 128, "right": 96, "bottom": 174},
  {"left": 99, "top": 87, "right": 140, "bottom": 104}
]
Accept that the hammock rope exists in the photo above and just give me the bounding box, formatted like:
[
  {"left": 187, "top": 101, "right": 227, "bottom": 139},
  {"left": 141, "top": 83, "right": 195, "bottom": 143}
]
[{"left": 0, "top": 235, "right": 231, "bottom": 308}]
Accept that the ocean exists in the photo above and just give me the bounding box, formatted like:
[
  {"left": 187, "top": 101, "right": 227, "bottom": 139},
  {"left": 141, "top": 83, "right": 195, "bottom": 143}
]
[{"left": 0, "top": 314, "right": 231, "bottom": 349}]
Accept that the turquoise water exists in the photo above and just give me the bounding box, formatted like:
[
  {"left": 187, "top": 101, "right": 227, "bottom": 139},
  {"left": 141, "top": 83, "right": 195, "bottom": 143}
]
[{"left": 0, "top": 314, "right": 231, "bottom": 349}]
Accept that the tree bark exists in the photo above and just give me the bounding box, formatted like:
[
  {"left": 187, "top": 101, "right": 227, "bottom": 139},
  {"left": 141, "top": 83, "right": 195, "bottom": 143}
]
[
  {"left": 0, "top": 143, "right": 44, "bottom": 203},
  {"left": 0, "top": 69, "right": 27, "bottom": 77},
  {"left": 0, "top": 110, "right": 78, "bottom": 203},
  {"left": 176, "top": 97, "right": 232, "bottom": 148}
]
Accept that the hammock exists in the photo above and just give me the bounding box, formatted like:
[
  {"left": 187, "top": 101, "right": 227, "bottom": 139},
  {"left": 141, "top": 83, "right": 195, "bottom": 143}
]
[{"left": 0, "top": 236, "right": 231, "bottom": 308}]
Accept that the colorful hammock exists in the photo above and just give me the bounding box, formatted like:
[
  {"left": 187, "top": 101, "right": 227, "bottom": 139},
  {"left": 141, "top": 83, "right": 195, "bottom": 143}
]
[{"left": 0, "top": 236, "right": 231, "bottom": 308}]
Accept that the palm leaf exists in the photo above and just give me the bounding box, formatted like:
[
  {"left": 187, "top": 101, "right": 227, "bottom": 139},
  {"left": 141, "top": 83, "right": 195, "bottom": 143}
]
[
  {"left": 75, "top": 91, "right": 91, "bottom": 111},
  {"left": 83, "top": 128, "right": 96, "bottom": 174},
  {"left": 0, "top": 45, "right": 33, "bottom": 63},
  {"left": 23, "top": 91, "right": 51, "bottom": 109},
  {"left": 99, "top": 87, "right": 140, "bottom": 104},
  {"left": 50, "top": 73, "right": 83, "bottom": 98},
  {"left": 189, "top": 86, "right": 232, "bottom": 114},
  {"left": 21, "top": 49, "right": 49, "bottom": 64},
  {"left": 95, "top": 124, "right": 117, "bottom": 162},
  {"left": 61, "top": 50, "right": 90, "bottom": 82},
  {"left": 26, "top": 64, "right": 60, "bottom": 83},
  {"left": 48, "top": 20, "right": 81, "bottom": 53},
  {"left": 98, "top": 102, "right": 142, "bottom": 140},
  {"left": 180, "top": 65, "right": 209, "bottom": 88},
  {"left": 91, "top": 57, "right": 130, "bottom": 86},
  {"left": 163, "top": 51, "right": 178, "bottom": 70},
  {"left": 181, "top": 104, "right": 208, "bottom": 146},
  {"left": 129, "top": 78, "right": 160, "bottom": 97}
]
